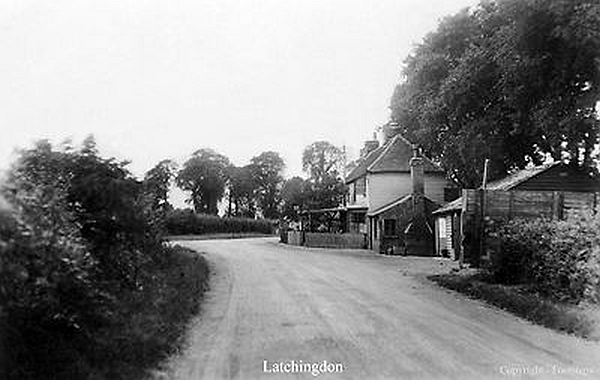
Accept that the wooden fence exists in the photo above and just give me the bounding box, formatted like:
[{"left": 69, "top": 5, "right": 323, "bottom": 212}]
[
  {"left": 461, "top": 189, "right": 599, "bottom": 266},
  {"left": 286, "top": 231, "right": 367, "bottom": 249}
]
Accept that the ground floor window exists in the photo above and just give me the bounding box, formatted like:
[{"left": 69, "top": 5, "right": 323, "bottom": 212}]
[{"left": 383, "top": 219, "right": 396, "bottom": 236}]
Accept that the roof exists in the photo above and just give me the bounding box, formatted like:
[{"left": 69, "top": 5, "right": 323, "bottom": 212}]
[
  {"left": 368, "top": 134, "right": 444, "bottom": 174},
  {"left": 367, "top": 194, "right": 412, "bottom": 216},
  {"left": 484, "top": 162, "right": 562, "bottom": 190},
  {"left": 345, "top": 134, "right": 443, "bottom": 184},
  {"left": 432, "top": 197, "right": 462, "bottom": 215},
  {"left": 432, "top": 162, "right": 564, "bottom": 216},
  {"left": 345, "top": 145, "right": 385, "bottom": 183}
]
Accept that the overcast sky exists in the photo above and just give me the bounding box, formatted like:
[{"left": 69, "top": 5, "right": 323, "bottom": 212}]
[{"left": 1, "top": 0, "right": 480, "bottom": 181}]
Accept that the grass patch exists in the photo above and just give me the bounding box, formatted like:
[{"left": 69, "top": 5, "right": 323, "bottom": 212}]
[{"left": 429, "top": 272, "right": 600, "bottom": 341}]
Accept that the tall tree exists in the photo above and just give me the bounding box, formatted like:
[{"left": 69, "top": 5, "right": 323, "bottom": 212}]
[
  {"left": 301, "top": 141, "right": 346, "bottom": 209},
  {"left": 280, "top": 176, "right": 308, "bottom": 221},
  {"left": 176, "top": 149, "right": 230, "bottom": 215},
  {"left": 390, "top": 0, "right": 600, "bottom": 187},
  {"left": 143, "top": 159, "right": 178, "bottom": 213},
  {"left": 250, "top": 151, "right": 285, "bottom": 219},
  {"left": 225, "top": 164, "right": 257, "bottom": 218},
  {"left": 302, "top": 141, "right": 344, "bottom": 184}
]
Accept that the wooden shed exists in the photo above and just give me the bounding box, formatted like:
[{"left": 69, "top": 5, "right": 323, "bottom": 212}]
[{"left": 433, "top": 162, "right": 600, "bottom": 262}]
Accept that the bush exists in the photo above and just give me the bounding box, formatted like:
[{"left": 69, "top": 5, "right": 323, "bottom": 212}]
[
  {"left": 165, "top": 209, "right": 274, "bottom": 235},
  {"left": 0, "top": 139, "right": 209, "bottom": 379},
  {"left": 491, "top": 213, "right": 600, "bottom": 304}
]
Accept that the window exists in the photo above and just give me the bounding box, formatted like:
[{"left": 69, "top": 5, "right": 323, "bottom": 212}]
[
  {"left": 383, "top": 219, "right": 396, "bottom": 236},
  {"left": 351, "top": 212, "right": 365, "bottom": 224},
  {"left": 356, "top": 177, "right": 366, "bottom": 196}
]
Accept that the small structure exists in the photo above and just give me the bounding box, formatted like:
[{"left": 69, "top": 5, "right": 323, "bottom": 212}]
[{"left": 433, "top": 162, "right": 600, "bottom": 263}]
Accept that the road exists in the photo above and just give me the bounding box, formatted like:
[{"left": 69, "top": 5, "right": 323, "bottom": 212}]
[{"left": 156, "top": 238, "right": 600, "bottom": 380}]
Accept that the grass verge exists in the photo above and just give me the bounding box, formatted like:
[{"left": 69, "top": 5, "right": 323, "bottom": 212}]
[{"left": 429, "top": 272, "right": 600, "bottom": 341}]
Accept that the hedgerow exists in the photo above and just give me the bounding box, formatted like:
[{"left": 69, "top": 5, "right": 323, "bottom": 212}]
[
  {"left": 0, "top": 139, "right": 208, "bottom": 379},
  {"left": 490, "top": 213, "right": 600, "bottom": 304},
  {"left": 165, "top": 208, "right": 274, "bottom": 235}
]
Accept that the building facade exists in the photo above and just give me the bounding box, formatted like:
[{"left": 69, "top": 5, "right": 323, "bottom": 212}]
[{"left": 346, "top": 129, "right": 457, "bottom": 255}]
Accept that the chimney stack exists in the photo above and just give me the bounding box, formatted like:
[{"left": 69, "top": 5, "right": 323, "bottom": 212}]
[
  {"left": 410, "top": 144, "right": 424, "bottom": 196},
  {"left": 382, "top": 122, "right": 401, "bottom": 143},
  {"left": 405, "top": 143, "right": 433, "bottom": 255},
  {"left": 360, "top": 138, "right": 380, "bottom": 158}
]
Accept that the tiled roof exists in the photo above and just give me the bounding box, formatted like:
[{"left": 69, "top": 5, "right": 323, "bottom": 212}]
[
  {"left": 368, "top": 134, "right": 444, "bottom": 174},
  {"left": 345, "top": 134, "right": 443, "bottom": 183},
  {"left": 345, "top": 145, "right": 385, "bottom": 183}
]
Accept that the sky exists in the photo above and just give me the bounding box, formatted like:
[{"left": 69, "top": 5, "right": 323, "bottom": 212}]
[{"left": 0, "top": 0, "right": 480, "bottom": 184}]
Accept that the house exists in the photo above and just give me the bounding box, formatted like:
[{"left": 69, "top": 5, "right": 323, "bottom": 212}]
[
  {"left": 345, "top": 126, "right": 457, "bottom": 255},
  {"left": 433, "top": 162, "right": 600, "bottom": 260}
]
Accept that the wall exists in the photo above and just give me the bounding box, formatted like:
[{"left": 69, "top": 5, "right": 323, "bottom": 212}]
[
  {"left": 286, "top": 231, "right": 366, "bottom": 249},
  {"left": 367, "top": 172, "right": 449, "bottom": 211}
]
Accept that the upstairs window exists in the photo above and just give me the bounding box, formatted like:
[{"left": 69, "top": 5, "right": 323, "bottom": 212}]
[{"left": 356, "top": 176, "right": 366, "bottom": 196}]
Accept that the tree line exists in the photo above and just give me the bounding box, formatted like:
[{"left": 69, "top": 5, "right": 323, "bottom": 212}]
[{"left": 144, "top": 140, "right": 347, "bottom": 222}]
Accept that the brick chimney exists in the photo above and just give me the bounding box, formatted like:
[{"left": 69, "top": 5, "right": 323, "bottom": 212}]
[
  {"left": 382, "top": 122, "right": 401, "bottom": 143},
  {"left": 360, "top": 137, "right": 379, "bottom": 158},
  {"left": 410, "top": 144, "right": 424, "bottom": 198},
  {"left": 404, "top": 144, "right": 433, "bottom": 255}
]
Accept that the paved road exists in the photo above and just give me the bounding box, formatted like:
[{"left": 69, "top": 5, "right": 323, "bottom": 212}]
[{"left": 157, "top": 238, "right": 600, "bottom": 380}]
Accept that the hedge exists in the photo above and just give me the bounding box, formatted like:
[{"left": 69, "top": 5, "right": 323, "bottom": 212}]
[
  {"left": 489, "top": 212, "right": 600, "bottom": 304},
  {"left": 165, "top": 209, "right": 275, "bottom": 236}
]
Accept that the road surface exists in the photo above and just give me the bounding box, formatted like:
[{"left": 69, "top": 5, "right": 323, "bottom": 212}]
[{"left": 155, "top": 238, "right": 600, "bottom": 380}]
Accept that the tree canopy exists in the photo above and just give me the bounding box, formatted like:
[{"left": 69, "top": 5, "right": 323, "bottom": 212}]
[
  {"left": 143, "top": 159, "right": 178, "bottom": 213},
  {"left": 250, "top": 151, "right": 285, "bottom": 219},
  {"left": 176, "top": 149, "right": 230, "bottom": 215},
  {"left": 390, "top": 0, "right": 600, "bottom": 187},
  {"left": 302, "top": 141, "right": 344, "bottom": 184},
  {"left": 301, "top": 141, "right": 346, "bottom": 210},
  {"left": 225, "top": 164, "right": 258, "bottom": 218}
]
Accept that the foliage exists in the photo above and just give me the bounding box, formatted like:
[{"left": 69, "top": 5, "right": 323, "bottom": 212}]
[
  {"left": 390, "top": 0, "right": 600, "bottom": 187},
  {"left": 0, "top": 138, "right": 209, "bottom": 379},
  {"left": 280, "top": 177, "right": 309, "bottom": 221},
  {"left": 165, "top": 209, "right": 274, "bottom": 235},
  {"left": 301, "top": 141, "right": 347, "bottom": 210},
  {"left": 0, "top": 153, "right": 108, "bottom": 379},
  {"left": 143, "top": 159, "right": 178, "bottom": 213},
  {"left": 302, "top": 141, "right": 343, "bottom": 184},
  {"left": 176, "top": 149, "right": 230, "bottom": 215},
  {"left": 250, "top": 151, "right": 285, "bottom": 219},
  {"left": 225, "top": 164, "right": 258, "bottom": 218},
  {"left": 490, "top": 213, "right": 600, "bottom": 304}
]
